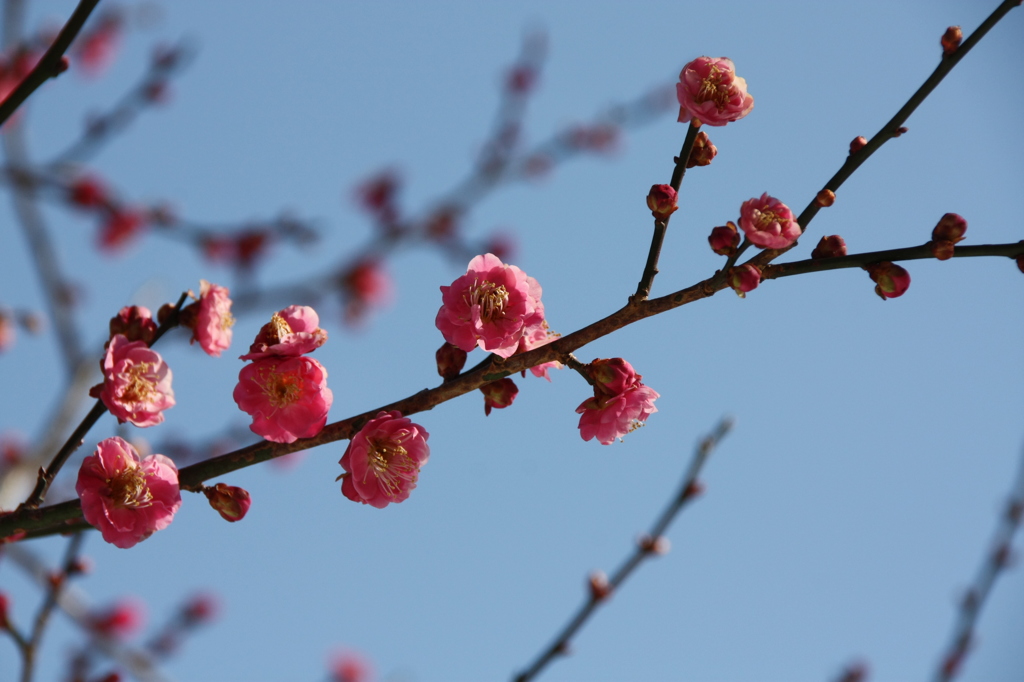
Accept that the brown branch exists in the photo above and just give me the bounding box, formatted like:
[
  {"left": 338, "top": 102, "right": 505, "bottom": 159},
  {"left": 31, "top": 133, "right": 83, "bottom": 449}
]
[
  {"left": 513, "top": 417, "right": 734, "bottom": 682},
  {"left": 0, "top": 0, "right": 100, "bottom": 127}
]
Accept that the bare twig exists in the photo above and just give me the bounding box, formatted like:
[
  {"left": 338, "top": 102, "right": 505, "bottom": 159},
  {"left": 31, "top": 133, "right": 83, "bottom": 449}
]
[{"left": 512, "top": 417, "right": 734, "bottom": 682}]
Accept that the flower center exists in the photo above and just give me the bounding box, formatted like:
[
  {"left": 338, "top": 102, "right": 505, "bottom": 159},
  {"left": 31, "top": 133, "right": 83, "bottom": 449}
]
[
  {"left": 696, "top": 65, "right": 731, "bottom": 109},
  {"left": 119, "top": 362, "right": 157, "bottom": 403},
  {"left": 266, "top": 313, "right": 292, "bottom": 344},
  {"left": 107, "top": 465, "right": 153, "bottom": 509},
  {"left": 468, "top": 279, "right": 509, "bottom": 322},
  {"left": 754, "top": 209, "right": 782, "bottom": 230},
  {"left": 364, "top": 436, "right": 417, "bottom": 498},
  {"left": 220, "top": 311, "right": 236, "bottom": 331},
  {"left": 259, "top": 367, "right": 302, "bottom": 409}
]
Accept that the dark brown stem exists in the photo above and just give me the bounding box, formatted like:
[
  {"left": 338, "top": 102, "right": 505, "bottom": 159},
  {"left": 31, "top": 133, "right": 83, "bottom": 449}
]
[
  {"left": 0, "top": 0, "right": 101, "bottom": 127},
  {"left": 634, "top": 121, "right": 700, "bottom": 301},
  {"left": 513, "top": 417, "right": 734, "bottom": 682}
]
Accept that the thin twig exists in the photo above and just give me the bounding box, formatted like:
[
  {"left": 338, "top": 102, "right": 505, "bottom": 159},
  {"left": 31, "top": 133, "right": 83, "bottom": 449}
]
[{"left": 512, "top": 417, "right": 734, "bottom": 682}]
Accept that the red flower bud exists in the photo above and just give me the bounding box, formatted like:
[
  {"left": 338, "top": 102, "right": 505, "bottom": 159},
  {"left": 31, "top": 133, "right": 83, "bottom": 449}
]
[
  {"left": 638, "top": 534, "right": 671, "bottom": 555},
  {"left": 941, "top": 26, "right": 963, "bottom": 56},
  {"left": 0, "top": 592, "right": 10, "bottom": 630},
  {"left": 646, "top": 184, "right": 678, "bottom": 221},
  {"left": 69, "top": 175, "right": 107, "bottom": 208},
  {"left": 686, "top": 131, "right": 717, "bottom": 168},
  {"left": 728, "top": 264, "right": 761, "bottom": 298},
  {"left": 849, "top": 136, "right": 867, "bottom": 154},
  {"left": 588, "top": 571, "right": 612, "bottom": 601},
  {"left": 204, "top": 483, "right": 251, "bottom": 522},
  {"left": 932, "top": 213, "right": 967, "bottom": 243},
  {"left": 109, "top": 306, "right": 157, "bottom": 346},
  {"left": 708, "top": 222, "right": 740, "bottom": 256},
  {"left": 182, "top": 593, "right": 219, "bottom": 624},
  {"left": 815, "top": 189, "right": 836, "bottom": 207},
  {"left": 863, "top": 262, "right": 911, "bottom": 299},
  {"left": 811, "top": 235, "right": 847, "bottom": 259},
  {"left": 480, "top": 378, "right": 518, "bottom": 416},
  {"left": 436, "top": 342, "right": 467, "bottom": 381}
]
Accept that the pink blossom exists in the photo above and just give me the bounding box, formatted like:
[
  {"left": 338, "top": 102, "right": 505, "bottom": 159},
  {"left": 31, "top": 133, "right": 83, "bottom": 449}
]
[
  {"left": 435, "top": 253, "right": 545, "bottom": 358},
  {"left": 330, "top": 650, "right": 373, "bottom": 682},
  {"left": 339, "top": 411, "right": 430, "bottom": 508},
  {"left": 76, "top": 437, "right": 181, "bottom": 549},
  {"left": 728, "top": 264, "right": 762, "bottom": 298},
  {"left": 94, "top": 334, "right": 175, "bottom": 427},
  {"left": 676, "top": 57, "right": 754, "bottom": 127},
  {"left": 90, "top": 598, "right": 146, "bottom": 639},
  {"left": 864, "top": 262, "right": 911, "bottom": 299},
  {"left": 738, "top": 193, "right": 800, "bottom": 249},
  {"left": 69, "top": 175, "right": 108, "bottom": 208},
  {"left": 99, "top": 208, "right": 145, "bottom": 251},
  {"left": 576, "top": 359, "right": 659, "bottom": 445},
  {"left": 204, "top": 483, "right": 251, "bottom": 522},
  {"left": 241, "top": 305, "right": 327, "bottom": 361},
  {"left": 480, "top": 378, "right": 518, "bottom": 415},
  {"left": 233, "top": 356, "right": 333, "bottom": 443},
  {"left": 191, "top": 280, "right": 234, "bottom": 357},
  {"left": 516, "top": 320, "right": 561, "bottom": 380},
  {"left": 108, "top": 305, "right": 156, "bottom": 346}
]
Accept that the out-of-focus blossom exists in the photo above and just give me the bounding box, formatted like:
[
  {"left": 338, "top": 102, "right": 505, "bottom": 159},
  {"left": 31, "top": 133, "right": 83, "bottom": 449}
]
[
  {"left": 99, "top": 208, "right": 145, "bottom": 251},
  {"left": 355, "top": 169, "right": 401, "bottom": 226},
  {"left": 109, "top": 305, "right": 156, "bottom": 346},
  {"left": 676, "top": 57, "right": 754, "bottom": 127},
  {"left": 483, "top": 231, "right": 517, "bottom": 263},
  {"left": 0, "top": 592, "right": 9, "bottom": 630},
  {"left": 182, "top": 593, "right": 220, "bottom": 625},
  {"left": 241, "top": 305, "right": 327, "bottom": 361},
  {"left": 75, "top": 12, "right": 122, "bottom": 77},
  {"left": 686, "top": 131, "right": 717, "bottom": 167},
  {"left": 190, "top": 280, "right": 234, "bottom": 356},
  {"left": 89, "top": 598, "right": 146, "bottom": 638},
  {"left": 339, "top": 411, "right": 430, "bottom": 508},
  {"left": 646, "top": 184, "right": 678, "bottom": 221},
  {"left": 516, "top": 320, "right": 561, "bottom": 380},
  {"left": 480, "top": 378, "right": 518, "bottom": 416},
  {"left": 340, "top": 260, "right": 392, "bottom": 324},
  {"left": 435, "top": 342, "right": 468, "bottom": 381},
  {"left": 0, "top": 311, "right": 14, "bottom": 352},
  {"left": 233, "top": 356, "right": 333, "bottom": 443},
  {"left": 738, "top": 193, "right": 800, "bottom": 249},
  {"left": 728, "top": 264, "right": 762, "bottom": 298},
  {"left": 568, "top": 123, "right": 619, "bottom": 152},
  {"left": 69, "top": 175, "right": 108, "bottom": 208},
  {"left": 811, "top": 235, "right": 847, "bottom": 259},
  {"left": 864, "top": 261, "right": 911, "bottom": 299},
  {"left": 435, "top": 253, "right": 545, "bottom": 358},
  {"left": 330, "top": 650, "right": 373, "bottom": 682},
  {"left": 76, "top": 437, "right": 180, "bottom": 549},
  {"left": 576, "top": 359, "right": 659, "bottom": 445},
  {"left": 204, "top": 483, "right": 251, "bottom": 522},
  {"left": 94, "top": 335, "right": 175, "bottom": 427},
  {"left": 708, "top": 222, "right": 740, "bottom": 256}
]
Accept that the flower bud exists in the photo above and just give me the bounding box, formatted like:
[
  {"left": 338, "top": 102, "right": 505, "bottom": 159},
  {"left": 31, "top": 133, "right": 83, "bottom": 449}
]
[
  {"left": 638, "top": 534, "right": 671, "bottom": 555},
  {"left": 728, "top": 264, "right": 761, "bottom": 298},
  {"left": 435, "top": 342, "right": 467, "bottom": 381},
  {"left": 863, "top": 262, "right": 911, "bottom": 299},
  {"left": 157, "top": 302, "right": 177, "bottom": 326},
  {"left": 587, "top": 357, "right": 638, "bottom": 396},
  {"left": 686, "top": 131, "right": 717, "bottom": 168},
  {"left": 182, "top": 593, "right": 219, "bottom": 625},
  {"left": 0, "top": 592, "right": 9, "bottom": 630},
  {"left": 588, "top": 571, "right": 612, "bottom": 601},
  {"left": 932, "top": 213, "right": 967, "bottom": 243},
  {"left": 204, "top": 483, "right": 251, "bottom": 522},
  {"left": 941, "top": 26, "right": 963, "bottom": 56},
  {"left": 1018, "top": 254, "right": 1024, "bottom": 275},
  {"left": 708, "top": 222, "right": 740, "bottom": 256},
  {"left": 646, "top": 184, "right": 678, "bottom": 221},
  {"left": 930, "top": 240, "right": 957, "bottom": 261},
  {"left": 480, "top": 378, "right": 518, "bottom": 416},
  {"left": 69, "top": 176, "right": 107, "bottom": 208},
  {"left": 109, "top": 306, "right": 157, "bottom": 346},
  {"left": 849, "top": 136, "right": 867, "bottom": 154},
  {"left": 815, "top": 189, "right": 835, "bottom": 207},
  {"left": 811, "top": 235, "right": 847, "bottom": 259}
]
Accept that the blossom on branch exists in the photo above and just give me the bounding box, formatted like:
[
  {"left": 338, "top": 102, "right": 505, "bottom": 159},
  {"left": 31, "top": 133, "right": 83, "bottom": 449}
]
[
  {"left": 811, "top": 235, "right": 847, "bottom": 259},
  {"left": 76, "top": 437, "right": 181, "bottom": 549},
  {"left": 204, "top": 483, "right": 251, "bottom": 522},
  {"left": 516, "top": 319, "right": 561, "bottom": 381},
  {"left": 738, "top": 193, "right": 800, "bottom": 249},
  {"left": 708, "top": 222, "right": 740, "bottom": 256},
  {"left": 189, "top": 280, "right": 234, "bottom": 357},
  {"left": 99, "top": 208, "right": 146, "bottom": 251},
  {"left": 435, "top": 253, "right": 545, "bottom": 358},
  {"left": 646, "top": 184, "right": 678, "bottom": 221},
  {"left": 108, "top": 305, "right": 157, "bottom": 346},
  {"left": 864, "top": 261, "right": 911, "bottom": 299},
  {"left": 576, "top": 358, "right": 659, "bottom": 445},
  {"left": 676, "top": 57, "right": 754, "bottom": 127},
  {"left": 480, "top": 378, "right": 518, "bottom": 415},
  {"left": 241, "top": 305, "right": 327, "bottom": 361},
  {"left": 728, "top": 264, "right": 761, "bottom": 298},
  {"left": 94, "top": 334, "right": 175, "bottom": 427},
  {"left": 233, "top": 356, "right": 333, "bottom": 443},
  {"left": 338, "top": 411, "right": 430, "bottom": 508}
]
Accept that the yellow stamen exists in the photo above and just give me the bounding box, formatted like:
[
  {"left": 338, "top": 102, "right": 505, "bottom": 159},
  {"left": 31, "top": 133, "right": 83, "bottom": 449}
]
[
  {"left": 120, "top": 362, "right": 157, "bottom": 403},
  {"left": 107, "top": 464, "right": 153, "bottom": 509},
  {"left": 266, "top": 313, "right": 292, "bottom": 344},
  {"left": 258, "top": 366, "right": 302, "bottom": 409},
  {"left": 466, "top": 279, "right": 509, "bottom": 322},
  {"left": 363, "top": 436, "right": 417, "bottom": 498}
]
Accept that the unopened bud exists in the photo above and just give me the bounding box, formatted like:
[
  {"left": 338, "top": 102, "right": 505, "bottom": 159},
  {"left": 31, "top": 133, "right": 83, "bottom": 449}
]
[
  {"left": 588, "top": 571, "right": 612, "bottom": 601},
  {"left": 728, "top": 264, "right": 761, "bottom": 298},
  {"left": 686, "top": 131, "right": 717, "bottom": 168},
  {"left": 435, "top": 342, "right": 467, "bottom": 381},
  {"left": 893, "top": 126, "right": 909, "bottom": 137},
  {"left": 708, "top": 222, "right": 740, "bottom": 256},
  {"left": 204, "top": 483, "right": 251, "bottom": 522},
  {"left": 109, "top": 306, "right": 157, "bottom": 345},
  {"left": 0, "top": 592, "right": 10, "bottom": 630},
  {"left": 811, "top": 235, "right": 847, "bottom": 259},
  {"left": 480, "top": 378, "right": 518, "bottom": 416},
  {"left": 815, "top": 189, "right": 836, "bottom": 207},
  {"left": 930, "top": 240, "right": 957, "bottom": 261},
  {"left": 941, "top": 26, "right": 963, "bottom": 56},
  {"left": 932, "top": 213, "right": 967, "bottom": 243},
  {"left": 638, "top": 534, "right": 671, "bottom": 555},
  {"left": 182, "top": 593, "right": 219, "bottom": 624},
  {"left": 646, "top": 184, "right": 678, "bottom": 221},
  {"left": 863, "top": 262, "right": 911, "bottom": 299},
  {"left": 849, "top": 136, "right": 868, "bottom": 154},
  {"left": 157, "top": 302, "right": 177, "bottom": 326},
  {"left": 683, "top": 480, "right": 705, "bottom": 499}
]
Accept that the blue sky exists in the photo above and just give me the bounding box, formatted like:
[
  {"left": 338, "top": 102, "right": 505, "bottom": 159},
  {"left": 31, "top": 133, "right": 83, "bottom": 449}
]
[{"left": 1, "top": 1, "right": 1022, "bottom": 681}]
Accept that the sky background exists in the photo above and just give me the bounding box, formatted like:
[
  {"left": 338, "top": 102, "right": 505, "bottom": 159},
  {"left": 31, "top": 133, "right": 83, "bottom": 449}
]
[{"left": 1, "top": 1, "right": 1022, "bottom": 681}]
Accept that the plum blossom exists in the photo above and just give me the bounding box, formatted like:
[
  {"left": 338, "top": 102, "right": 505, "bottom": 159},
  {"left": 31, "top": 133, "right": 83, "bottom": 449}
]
[
  {"left": 99, "top": 208, "right": 145, "bottom": 251},
  {"left": 480, "top": 378, "right": 518, "bottom": 415},
  {"left": 191, "top": 280, "right": 234, "bottom": 357},
  {"left": 676, "top": 57, "right": 754, "bottom": 127},
  {"left": 76, "top": 437, "right": 181, "bottom": 549},
  {"left": 94, "top": 334, "right": 175, "bottom": 427},
  {"left": 435, "top": 253, "right": 544, "bottom": 358},
  {"left": 233, "top": 356, "right": 333, "bottom": 443},
  {"left": 728, "top": 264, "right": 762, "bottom": 298},
  {"left": 516, "top": 320, "right": 561, "bottom": 381},
  {"left": 204, "top": 483, "right": 251, "bottom": 522},
  {"left": 708, "top": 222, "right": 740, "bottom": 256},
  {"left": 576, "top": 359, "right": 659, "bottom": 445},
  {"left": 339, "top": 411, "right": 430, "bottom": 508},
  {"left": 90, "top": 598, "right": 146, "bottom": 639},
  {"left": 864, "top": 262, "right": 911, "bottom": 299},
  {"left": 646, "top": 184, "right": 678, "bottom": 221},
  {"left": 738, "top": 193, "right": 800, "bottom": 249},
  {"left": 240, "top": 305, "right": 327, "bottom": 361}
]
